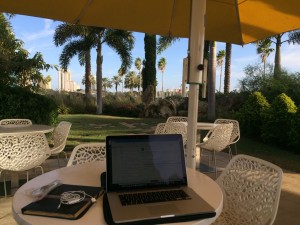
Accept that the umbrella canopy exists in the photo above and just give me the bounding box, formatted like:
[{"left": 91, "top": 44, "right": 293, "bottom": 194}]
[
  {"left": 1, "top": 0, "right": 300, "bottom": 168},
  {"left": 1, "top": 0, "right": 300, "bottom": 45}
]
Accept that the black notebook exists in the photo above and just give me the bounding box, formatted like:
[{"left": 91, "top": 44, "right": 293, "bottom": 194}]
[{"left": 22, "top": 184, "right": 103, "bottom": 220}]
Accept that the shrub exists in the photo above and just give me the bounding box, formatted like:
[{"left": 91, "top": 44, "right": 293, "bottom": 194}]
[
  {"left": 45, "top": 90, "right": 96, "bottom": 114},
  {"left": 0, "top": 84, "right": 58, "bottom": 125},
  {"left": 261, "top": 93, "right": 297, "bottom": 146},
  {"left": 103, "top": 93, "right": 144, "bottom": 117},
  {"left": 289, "top": 108, "right": 300, "bottom": 152},
  {"left": 235, "top": 91, "right": 270, "bottom": 137}
]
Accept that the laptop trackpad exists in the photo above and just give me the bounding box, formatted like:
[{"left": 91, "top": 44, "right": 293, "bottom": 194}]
[{"left": 148, "top": 204, "right": 180, "bottom": 216}]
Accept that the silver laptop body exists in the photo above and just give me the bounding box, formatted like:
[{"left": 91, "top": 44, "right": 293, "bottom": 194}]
[{"left": 106, "top": 134, "right": 216, "bottom": 224}]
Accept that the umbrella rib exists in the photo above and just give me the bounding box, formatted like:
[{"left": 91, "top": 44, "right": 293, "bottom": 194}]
[
  {"left": 72, "top": 0, "right": 94, "bottom": 24},
  {"left": 168, "top": 0, "right": 178, "bottom": 36},
  {"left": 234, "top": 0, "right": 243, "bottom": 44}
]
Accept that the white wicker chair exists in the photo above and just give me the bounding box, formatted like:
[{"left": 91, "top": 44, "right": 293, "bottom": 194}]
[
  {"left": 0, "top": 132, "right": 51, "bottom": 197},
  {"left": 154, "top": 122, "right": 187, "bottom": 152},
  {"left": 0, "top": 119, "right": 32, "bottom": 127},
  {"left": 166, "top": 116, "right": 188, "bottom": 123},
  {"left": 50, "top": 121, "right": 72, "bottom": 164},
  {"left": 197, "top": 123, "right": 233, "bottom": 178},
  {"left": 67, "top": 143, "right": 106, "bottom": 167},
  {"left": 154, "top": 123, "right": 166, "bottom": 134},
  {"left": 214, "top": 119, "right": 240, "bottom": 157},
  {"left": 212, "top": 154, "right": 283, "bottom": 225}
]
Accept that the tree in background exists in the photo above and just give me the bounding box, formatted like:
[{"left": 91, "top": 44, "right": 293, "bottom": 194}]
[
  {"left": 0, "top": 13, "right": 53, "bottom": 92},
  {"left": 224, "top": 43, "right": 232, "bottom": 94},
  {"left": 111, "top": 75, "right": 122, "bottom": 93},
  {"left": 54, "top": 24, "right": 134, "bottom": 114},
  {"left": 157, "top": 57, "right": 167, "bottom": 97},
  {"left": 118, "top": 67, "right": 126, "bottom": 92},
  {"left": 216, "top": 50, "right": 225, "bottom": 92},
  {"left": 142, "top": 34, "right": 157, "bottom": 103},
  {"left": 256, "top": 39, "right": 274, "bottom": 78},
  {"left": 135, "top": 57, "right": 143, "bottom": 94},
  {"left": 102, "top": 77, "right": 112, "bottom": 92},
  {"left": 207, "top": 41, "right": 217, "bottom": 121},
  {"left": 125, "top": 71, "right": 137, "bottom": 93}
]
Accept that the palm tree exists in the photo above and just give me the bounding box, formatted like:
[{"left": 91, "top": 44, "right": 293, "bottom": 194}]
[
  {"left": 111, "top": 75, "right": 122, "bottom": 93},
  {"left": 158, "top": 57, "right": 167, "bottom": 97},
  {"left": 224, "top": 43, "right": 232, "bottom": 94},
  {"left": 118, "top": 67, "right": 126, "bottom": 92},
  {"left": 259, "top": 30, "right": 300, "bottom": 78},
  {"left": 143, "top": 34, "right": 156, "bottom": 101},
  {"left": 135, "top": 57, "right": 142, "bottom": 94},
  {"left": 125, "top": 71, "right": 137, "bottom": 93},
  {"left": 54, "top": 24, "right": 134, "bottom": 114},
  {"left": 216, "top": 50, "right": 225, "bottom": 92},
  {"left": 207, "top": 41, "right": 216, "bottom": 121},
  {"left": 102, "top": 77, "right": 112, "bottom": 92},
  {"left": 256, "top": 39, "right": 274, "bottom": 78},
  {"left": 54, "top": 24, "right": 93, "bottom": 97}
]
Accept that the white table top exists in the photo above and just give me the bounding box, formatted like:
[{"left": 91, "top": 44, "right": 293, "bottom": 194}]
[
  {"left": 196, "top": 122, "right": 218, "bottom": 131},
  {"left": 12, "top": 161, "right": 223, "bottom": 225},
  {"left": 0, "top": 124, "right": 54, "bottom": 135}
]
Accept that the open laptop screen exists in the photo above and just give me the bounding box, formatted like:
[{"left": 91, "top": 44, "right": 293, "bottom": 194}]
[{"left": 106, "top": 134, "right": 187, "bottom": 191}]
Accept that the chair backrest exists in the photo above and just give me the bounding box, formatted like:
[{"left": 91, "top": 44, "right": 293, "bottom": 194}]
[
  {"left": 154, "top": 123, "right": 166, "bottom": 134},
  {"left": 216, "top": 154, "right": 283, "bottom": 225},
  {"left": 67, "top": 143, "right": 106, "bottom": 167},
  {"left": 51, "top": 121, "right": 72, "bottom": 154},
  {"left": 0, "top": 119, "right": 32, "bottom": 127},
  {"left": 166, "top": 116, "right": 188, "bottom": 123},
  {"left": 214, "top": 119, "right": 240, "bottom": 144},
  {"left": 199, "top": 123, "right": 233, "bottom": 151},
  {"left": 0, "top": 132, "right": 50, "bottom": 171}
]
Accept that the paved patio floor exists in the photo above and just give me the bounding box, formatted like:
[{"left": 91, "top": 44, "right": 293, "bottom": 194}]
[{"left": 1, "top": 153, "right": 300, "bottom": 225}]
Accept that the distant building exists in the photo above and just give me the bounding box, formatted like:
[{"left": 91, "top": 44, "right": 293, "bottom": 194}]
[
  {"left": 58, "top": 69, "right": 80, "bottom": 92},
  {"left": 39, "top": 80, "right": 51, "bottom": 90}
]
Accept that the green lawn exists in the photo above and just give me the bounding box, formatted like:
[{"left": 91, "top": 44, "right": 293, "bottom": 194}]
[{"left": 59, "top": 114, "right": 300, "bottom": 173}]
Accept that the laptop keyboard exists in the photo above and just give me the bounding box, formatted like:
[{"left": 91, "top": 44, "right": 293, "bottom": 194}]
[{"left": 119, "top": 190, "right": 191, "bottom": 206}]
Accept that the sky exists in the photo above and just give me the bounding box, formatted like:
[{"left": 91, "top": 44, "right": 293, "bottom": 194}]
[{"left": 9, "top": 15, "right": 300, "bottom": 92}]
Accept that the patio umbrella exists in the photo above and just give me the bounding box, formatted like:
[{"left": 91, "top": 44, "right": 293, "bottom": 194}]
[{"left": 1, "top": 0, "right": 300, "bottom": 168}]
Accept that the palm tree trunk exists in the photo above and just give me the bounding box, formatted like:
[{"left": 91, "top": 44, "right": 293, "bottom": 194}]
[
  {"left": 219, "top": 64, "right": 222, "bottom": 92},
  {"left": 274, "top": 34, "right": 282, "bottom": 79},
  {"left": 162, "top": 72, "right": 164, "bottom": 98},
  {"left": 224, "top": 43, "right": 232, "bottom": 94},
  {"left": 85, "top": 50, "right": 92, "bottom": 97},
  {"left": 207, "top": 41, "right": 216, "bottom": 121},
  {"left": 96, "top": 43, "right": 103, "bottom": 115}
]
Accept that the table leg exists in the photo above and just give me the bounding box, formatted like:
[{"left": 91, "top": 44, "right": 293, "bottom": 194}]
[
  {"left": 10, "top": 172, "right": 20, "bottom": 189},
  {"left": 196, "top": 129, "right": 201, "bottom": 169}
]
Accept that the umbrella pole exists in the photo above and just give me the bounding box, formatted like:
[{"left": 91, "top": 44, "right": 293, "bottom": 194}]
[{"left": 186, "top": 0, "right": 206, "bottom": 169}]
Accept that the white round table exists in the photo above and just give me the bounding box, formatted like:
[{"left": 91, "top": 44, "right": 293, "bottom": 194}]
[
  {"left": 0, "top": 124, "right": 54, "bottom": 135},
  {"left": 12, "top": 161, "right": 223, "bottom": 225}
]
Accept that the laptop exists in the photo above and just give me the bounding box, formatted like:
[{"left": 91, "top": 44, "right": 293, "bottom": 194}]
[{"left": 105, "top": 134, "right": 216, "bottom": 224}]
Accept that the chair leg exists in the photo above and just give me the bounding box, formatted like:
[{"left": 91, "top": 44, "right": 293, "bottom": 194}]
[
  {"left": 234, "top": 143, "right": 238, "bottom": 155},
  {"left": 62, "top": 151, "right": 68, "bottom": 161},
  {"left": 228, "top": 146, "right": 233, "bottom": 159},
  {"left": 0, "top": 170, "right": 7, "bottom": 198},
  {"left": 57, "top": 154, "right": 61, "bottom": 167},
  {"left": 213, "top": 151, "right": 217, "bottom": 179}
]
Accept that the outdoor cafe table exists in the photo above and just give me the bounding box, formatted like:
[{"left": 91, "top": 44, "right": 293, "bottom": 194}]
[
  {"left": 183, "top": 122, "right": 218, "bottom": 169},
  {"left": 0, "top": 124, "right": 54, "bottom": 135},
  {"left": 12, "top": 161, "right": 223, "bottom": 225},
  {"left": 0, "top": 124, "right": 54, "bottom": 189}
]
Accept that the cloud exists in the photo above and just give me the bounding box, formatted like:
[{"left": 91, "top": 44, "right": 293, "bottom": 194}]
[{"left": 22, "top": 19, "right": 55, "bottom": 42}]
